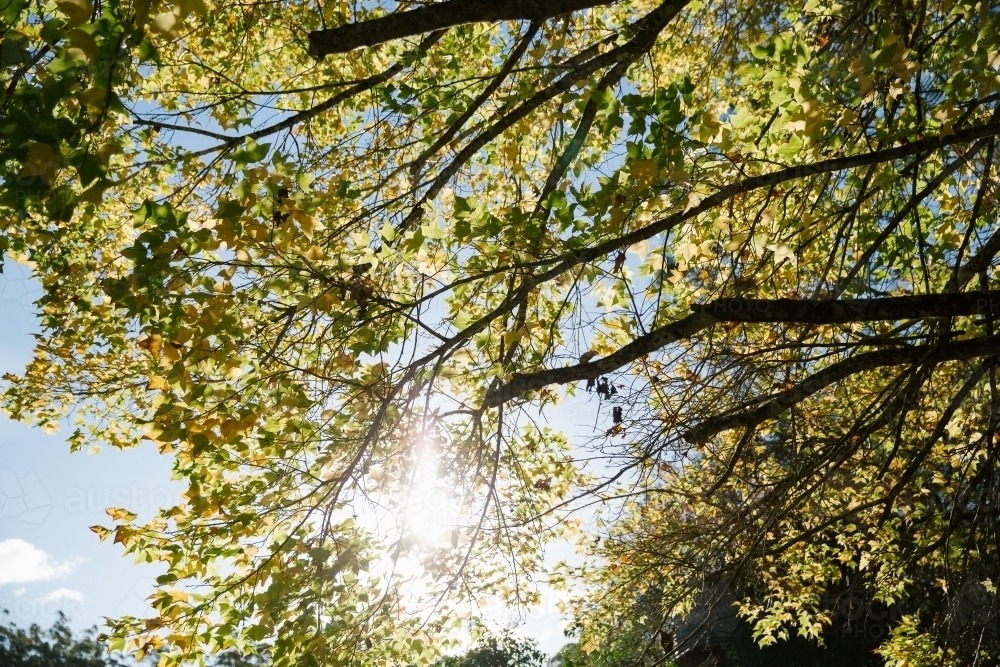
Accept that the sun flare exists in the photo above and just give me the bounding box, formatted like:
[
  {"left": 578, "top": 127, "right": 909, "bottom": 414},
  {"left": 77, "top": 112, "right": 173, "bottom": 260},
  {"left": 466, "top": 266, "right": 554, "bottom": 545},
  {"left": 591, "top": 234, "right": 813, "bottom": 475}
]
[{"left": 402, "top": 443, "right": 464, "bottom": 546}]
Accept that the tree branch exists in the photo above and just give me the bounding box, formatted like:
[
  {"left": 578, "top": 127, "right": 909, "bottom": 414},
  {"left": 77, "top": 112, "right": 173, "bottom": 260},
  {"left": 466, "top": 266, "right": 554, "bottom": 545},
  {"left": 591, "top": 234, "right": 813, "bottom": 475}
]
[
  {"left": 408, "top": 22, "right": 540, "bottom": 179},
  {"left": 307, "top": 0, "right": 619, "bottom": 58},
  {"left": 417, "top": 124, "right": 1000, "bottom": 392},
  {"left": 694, "top": 291, "right": 1000, "bottom": 323},
  {"left": 464, "top": 120, "right": 1000, "bottom": 343},
  {"left": 395, "top": 0, "right": 690, "bottom": 235},
  {"left": 188, "top": 30, "right": 446, "bottom": 159},
  {"left": 684, "top": 336, "right": 1000, "bottom": 443},
  {"left": 482, "top": 291, "right": 1000, "bottom": 407},
  {"left": 483, "top": 311, "right": 714, "bottom": 407}
]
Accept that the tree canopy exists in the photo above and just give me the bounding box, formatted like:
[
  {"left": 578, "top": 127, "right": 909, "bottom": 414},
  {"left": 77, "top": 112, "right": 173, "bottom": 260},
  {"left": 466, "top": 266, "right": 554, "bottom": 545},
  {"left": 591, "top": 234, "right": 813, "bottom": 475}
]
[
  {"left": 0, "top": 610, "right": 267, "bottom": 666},
  {"left": 435, "top": 631, "right": 545, "bottom": 667},
  {"left": 0, "top": 611, "right": 126, "bottom": 667},
  {"left": 3, "top": 0, "right": 1000, "bottom": 664}
]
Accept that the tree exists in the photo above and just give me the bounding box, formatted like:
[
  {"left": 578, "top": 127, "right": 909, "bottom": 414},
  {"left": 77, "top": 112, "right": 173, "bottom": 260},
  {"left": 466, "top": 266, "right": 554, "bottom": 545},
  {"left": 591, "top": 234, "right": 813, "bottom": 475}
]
[
  {"left": 435, "top": 631, "right": 545, "bottom": 667},
  {"left": 0, "top": 611, "right": 126, "bottom": 667},
  {"left": 0, "top": 609, "right": 269, "bottom": 667},
  {"left": 2, "top": 0, "right": 1000, "bottom": 665}
]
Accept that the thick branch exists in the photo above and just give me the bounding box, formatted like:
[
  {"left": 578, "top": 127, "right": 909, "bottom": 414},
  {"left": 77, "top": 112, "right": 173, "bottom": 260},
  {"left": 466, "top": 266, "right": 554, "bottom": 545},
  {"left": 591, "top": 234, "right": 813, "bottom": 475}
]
[
  {"left": 308, "top": 0, "right": 618, "bottom": 58},
  {"left": 535, "top": 121, "right": 1000, "bottom": 283},
  {"left": 955, "top": 226, "right": 1000, "bottom": 288},
  {"left": 483, "top": 311, "right": 715, "bottom": 407},
  {"left": 482, "top": 291, "right": 1000, "bottom": 407},
  {"left": 419, "top": 124, "right": 1000, "bottom": 391},
  {"left": 693, "top": 291, "right": 1000, "bottom": 323},
  {"left": 684, "top": 335, "right": 1000, "bottom": 443},
  {"left": 396, "top": 0, "right": 688, "bottom": 234}
]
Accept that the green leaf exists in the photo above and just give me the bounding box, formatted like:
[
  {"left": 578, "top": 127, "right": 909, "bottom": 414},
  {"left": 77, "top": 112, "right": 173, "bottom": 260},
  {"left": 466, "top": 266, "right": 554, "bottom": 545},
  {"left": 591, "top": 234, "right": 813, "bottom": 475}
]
[
  {"left": 775, "top": 134, "right": 803, "bottom": 158},
  {"left": 404, "top": 226, "right": 424, "bottom": 253},
  {"left": 39, "top": 17, "right": 66, "bottom": 48},
  {"left": 297, "top": 171, "right": 315, "bottom": 190},
  {"left": 232, "top": 139, "right": 270, "bottom": 170},
  {"left": 751, "top": 42, "right": 774, "bottom": 60},
  {"left": 0, "top": 0, "right": 28, "bottom": 23},
  {"left": 44, "top": 186, "right": 76, "bottom": 221},
  {"left": 47, "top": 51, "right": 82, "bottom": 76},
  {"left": 0, "top": 37, "right": 30, "bottom": 66},
  {"left": 308, "top": 546, "right": 332, "bottom": 562},
  {"left": 215, "top": 198, "right": 245, "bottom": 221},
  {"left": 137, "top": 37, "right": 159, "bottom": 63}
]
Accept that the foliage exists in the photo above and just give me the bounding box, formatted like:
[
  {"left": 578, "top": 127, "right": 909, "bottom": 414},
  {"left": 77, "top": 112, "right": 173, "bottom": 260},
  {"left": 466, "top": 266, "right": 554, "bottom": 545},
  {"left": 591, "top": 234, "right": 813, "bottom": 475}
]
[
  {"left": 2, "top": 0, "right": 1000, "bottom": 665},
  {"left": 434, "top": 631, "right": 545, "bottom": 667},
  {"left": 0, "top": 611, "right": 126, "bottom": 667},
  {"left": 0, "top": 610, "right": 267, "bottom": 666},
  {"left": 210, "top": 649, "right": 270, "bottom": 667}
]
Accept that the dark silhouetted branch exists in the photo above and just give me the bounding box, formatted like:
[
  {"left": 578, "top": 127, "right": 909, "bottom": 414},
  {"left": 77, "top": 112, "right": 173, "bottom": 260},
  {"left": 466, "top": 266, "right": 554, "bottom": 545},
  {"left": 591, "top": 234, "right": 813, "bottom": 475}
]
[
  {"left": 694, "top": 291, "right": 1000, "bottom": 324},
  {"left": 684, "top": 335, "right": 1000, "bottom": 443},
  {"left": 308, "top": 0, "right": 619, "bottom": 58},
  {"left": 482, "top": 291, "right": 1000, "bottom": 408}
]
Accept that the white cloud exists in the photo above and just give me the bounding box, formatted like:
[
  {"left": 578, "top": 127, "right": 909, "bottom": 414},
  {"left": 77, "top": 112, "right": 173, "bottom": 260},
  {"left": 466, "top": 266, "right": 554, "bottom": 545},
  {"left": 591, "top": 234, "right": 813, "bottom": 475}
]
[
  {"left": 0, "top": 539, "right": 77, "bottom": 585},
  {"left": 39, "top": 588, "right": 85, "bottom": 604}
]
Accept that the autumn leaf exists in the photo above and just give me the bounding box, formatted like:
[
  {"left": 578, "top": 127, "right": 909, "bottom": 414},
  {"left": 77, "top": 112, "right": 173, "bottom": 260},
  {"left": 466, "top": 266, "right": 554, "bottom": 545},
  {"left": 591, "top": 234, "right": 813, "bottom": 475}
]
[{"left": 1, "top": 1, "right": 997, "bottom": 664}]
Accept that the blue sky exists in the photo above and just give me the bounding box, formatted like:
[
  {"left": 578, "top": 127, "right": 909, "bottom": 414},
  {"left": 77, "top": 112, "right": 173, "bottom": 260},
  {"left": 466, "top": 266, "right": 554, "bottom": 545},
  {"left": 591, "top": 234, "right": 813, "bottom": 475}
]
[
  {"left": 0, "top": 258, "right": 576, "bottom": 656},
  {"left": 0, "top": 258, "right": 176, "bottom": 636}
]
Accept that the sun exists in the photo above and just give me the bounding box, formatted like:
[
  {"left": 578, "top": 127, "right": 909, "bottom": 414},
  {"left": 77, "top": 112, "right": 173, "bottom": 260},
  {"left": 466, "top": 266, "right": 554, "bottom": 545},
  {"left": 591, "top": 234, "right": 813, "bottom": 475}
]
[{"left": 402, "top": 441, "right": 464, "bottom": 546}]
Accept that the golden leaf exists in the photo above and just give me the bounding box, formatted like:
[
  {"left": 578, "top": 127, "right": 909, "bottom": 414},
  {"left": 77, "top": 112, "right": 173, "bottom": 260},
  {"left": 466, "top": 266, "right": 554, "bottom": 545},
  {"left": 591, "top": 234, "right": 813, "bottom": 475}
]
[{"left": 56, "top": 0, "right": 92, "bottom": 28}]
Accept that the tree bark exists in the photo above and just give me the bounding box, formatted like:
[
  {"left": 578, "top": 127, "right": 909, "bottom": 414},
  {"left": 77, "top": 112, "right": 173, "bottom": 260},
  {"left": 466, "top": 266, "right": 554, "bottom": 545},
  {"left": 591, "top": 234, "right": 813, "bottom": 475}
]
[
  {"left": 692, "top": 291, "right": 1000, "bottom": 324},
  {"left": 481, "top": 291, "right": 1000, "bottom": 408},
  {"left": 308, "top": 0, "right": 619, "bottom": 58}
]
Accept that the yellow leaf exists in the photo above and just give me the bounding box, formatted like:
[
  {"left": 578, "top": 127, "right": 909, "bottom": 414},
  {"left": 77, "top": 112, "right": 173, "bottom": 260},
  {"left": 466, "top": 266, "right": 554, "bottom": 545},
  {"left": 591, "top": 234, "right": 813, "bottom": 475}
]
[
  {"left": 113, "top": 526, "right": 133, "bottom": 545},
  {"left": 76, "top": 87, "right": 107, "bottom": 111},
  {"left": 628, "top": 159, "right": 659, "bottom": 189},
  {"left": 292, "top": 211, "right": 324, "bottom": 239},
  {"left": 771, "top": 244, "right": 796, "bottom": 265},
  {"left": 20, "top": 143, "right": 61, "bottom": 184},
  {"left": 150, "top": 11, "right": 179, "bottom": 37},
  {"left": 699, "top": 111, "right": 721, "bottom": 142},
  {"left": 304, "top": 245, "right": 326, "bottom": 261},
  {"left": 138, "top": 333, "right": 162, "bottom": 357},
  {"left": 610, "top": 204, "right": 624, "bottom": 229},
  {"left": 858, "top": 74, "right": 874, "bottom": 96},
  {"left": 330, "top": 353, "right": 354, "bottom": 373},
  {"left": 106, "top": 506, "right": 137, "bottom": 521},
  {"left": 502, "top": 329, "right": 524, "bottom": 348},
  {"left": 175, "top": 0, "right": 207, "bottom": 16},
  {"left": 168, "top": 589, "right": 189, "bottom": 603},
  {"left": 683, "top": 192, "right": 701, "bottom": 212},
  {"left": 89, "top": 525, "right": 112, "bottom": 541},
  {"left": 628, "top": 240, "right": 649, "bottom": 262},
  {"left": 132, "top": 0, "right": 151, "bottom": 25},
  {"left": 668, "top": 167, "right": 691, "bottom": 184},
  {"left": 56, "top": 0, "right": 92, "bottom": 28},
  {"left": 67, "top": 28, "right": 98, "bottom": 63}
]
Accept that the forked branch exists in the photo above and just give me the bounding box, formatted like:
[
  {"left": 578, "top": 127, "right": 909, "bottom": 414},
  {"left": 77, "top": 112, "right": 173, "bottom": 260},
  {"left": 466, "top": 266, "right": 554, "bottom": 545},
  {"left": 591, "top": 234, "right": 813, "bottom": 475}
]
[
  {"left": 684, "top": 336, "right": 1000, "bottom": 443},
  {"left": 483, "top": 291, "right": 1000, "bottom": 407}
]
